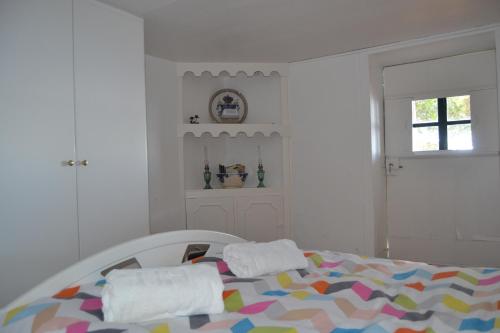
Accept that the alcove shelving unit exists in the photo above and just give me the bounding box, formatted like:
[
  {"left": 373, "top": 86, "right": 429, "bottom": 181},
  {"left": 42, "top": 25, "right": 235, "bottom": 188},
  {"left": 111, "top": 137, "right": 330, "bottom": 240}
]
[{"left": 176, "top": 63, "right": 290, "bottom": 242}]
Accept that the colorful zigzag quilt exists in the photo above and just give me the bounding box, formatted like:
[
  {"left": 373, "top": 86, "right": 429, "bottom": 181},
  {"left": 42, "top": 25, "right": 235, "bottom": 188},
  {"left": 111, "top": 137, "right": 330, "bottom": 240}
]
[{"left": 1, "top": 251, "right": 500, "bottom": 333}]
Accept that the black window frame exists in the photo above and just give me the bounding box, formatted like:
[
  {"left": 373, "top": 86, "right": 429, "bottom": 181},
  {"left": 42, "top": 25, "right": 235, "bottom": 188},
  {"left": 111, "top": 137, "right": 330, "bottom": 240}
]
[{"left": 412, "top": 97, "right": 471, "bottom": 151}]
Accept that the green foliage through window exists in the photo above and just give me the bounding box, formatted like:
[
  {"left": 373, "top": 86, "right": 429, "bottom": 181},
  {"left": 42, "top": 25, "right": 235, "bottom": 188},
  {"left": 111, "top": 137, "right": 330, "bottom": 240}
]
[
  {"left": 411, "top": 95, "right": 472, "bottom": 152},
  {"left": 447, "top": 95, "right": 470, "bottom": 121},
  {"left": 413, "top": 99, "right": 437, "bottom": 123}
]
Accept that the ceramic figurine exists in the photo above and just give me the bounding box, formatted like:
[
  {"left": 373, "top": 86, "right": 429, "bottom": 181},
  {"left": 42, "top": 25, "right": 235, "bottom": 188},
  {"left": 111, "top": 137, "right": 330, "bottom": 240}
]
[{"left": 189, "top": 115, "right": 199, "bottom": 124}]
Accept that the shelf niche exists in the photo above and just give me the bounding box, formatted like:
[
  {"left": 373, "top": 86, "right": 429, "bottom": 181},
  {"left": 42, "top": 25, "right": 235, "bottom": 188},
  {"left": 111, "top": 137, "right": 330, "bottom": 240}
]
[
  {"left": 182, "top": 71, "right": 282, "bottom": 125},
  {"left": 183, "top": 132, "right": 283, "bottom": 191}
]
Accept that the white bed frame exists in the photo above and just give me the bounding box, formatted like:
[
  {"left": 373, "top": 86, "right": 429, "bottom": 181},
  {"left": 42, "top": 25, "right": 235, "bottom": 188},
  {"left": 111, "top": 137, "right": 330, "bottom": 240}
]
[{"left": 5, "top": 230, "right": 245, "bottom": 310}]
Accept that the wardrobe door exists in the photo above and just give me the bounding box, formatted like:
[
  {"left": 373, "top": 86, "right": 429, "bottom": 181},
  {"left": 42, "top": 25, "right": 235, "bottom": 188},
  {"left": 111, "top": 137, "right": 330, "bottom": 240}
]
[
  {"left": 74, "top": 0, "right": 149, "bottom": 258},
  {"left": 0, "top": 0, "right": 79, "bottom": 306}
]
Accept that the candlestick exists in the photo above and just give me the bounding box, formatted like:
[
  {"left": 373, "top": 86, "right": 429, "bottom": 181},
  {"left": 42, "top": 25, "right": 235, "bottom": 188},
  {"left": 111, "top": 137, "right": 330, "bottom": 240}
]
[
  {"left": 203, "top": 164, "right": 212, "bottom": 189},
  {"left": 203, "top": 145, "right": 208, "bottom": 165},
  {"left": 257, "top": 163, "right": 265, "bottom": 188},
  {"left": 257, "top": 145, "right": 265, "bottom": 188}
]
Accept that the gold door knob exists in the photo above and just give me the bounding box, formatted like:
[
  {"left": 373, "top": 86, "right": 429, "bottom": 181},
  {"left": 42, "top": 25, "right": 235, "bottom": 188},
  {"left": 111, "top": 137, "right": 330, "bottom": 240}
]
[
  {"left": 80, "top": 160, "right": 89, "bottom": 166},
  {"left": 66, "top": 160, "right": 75, "bottom": 166}
]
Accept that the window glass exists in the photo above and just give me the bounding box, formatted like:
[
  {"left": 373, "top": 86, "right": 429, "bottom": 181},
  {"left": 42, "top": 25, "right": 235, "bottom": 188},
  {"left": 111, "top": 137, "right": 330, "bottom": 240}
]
[
  {"left": 411, "top": 95, "right": 472, "bottom": 152},
  {"left": 412, "top": 99, "right": 438, "bottom": 124},
  {"left": 448, "top": 124, "right": 473, "bottom": 150},
  {"left": 412, "top": 126, "right": 439, "bottom": 152},
  {"left": 447, "top": 95, "right": 470, "bottom": 121}
]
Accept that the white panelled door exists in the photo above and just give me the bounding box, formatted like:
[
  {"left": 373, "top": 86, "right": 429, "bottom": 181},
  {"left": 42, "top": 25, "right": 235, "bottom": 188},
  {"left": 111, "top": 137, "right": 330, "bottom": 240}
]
[
  {"left": 384, "top": 52, "right": 500, "bottom": 267},
  {"left": 74, "top": 0, "right": 149, "bottom": 258},
  {"left": 0, "top": 0, "right": 79, "bottom": 306}
]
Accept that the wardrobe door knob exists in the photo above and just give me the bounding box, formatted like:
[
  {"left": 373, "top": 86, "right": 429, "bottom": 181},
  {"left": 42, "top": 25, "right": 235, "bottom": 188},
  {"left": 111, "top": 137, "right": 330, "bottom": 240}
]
[
  {"left": 80, "top": 160, "right": 89, "bottom": 166},
  {"left": 65, "top": 160, "right": 75, "bottom": 166}
]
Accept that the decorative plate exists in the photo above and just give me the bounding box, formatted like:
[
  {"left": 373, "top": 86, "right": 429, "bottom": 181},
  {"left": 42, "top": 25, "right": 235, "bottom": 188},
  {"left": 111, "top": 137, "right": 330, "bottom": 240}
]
[{"left": 209, "top": 89, "right": 248, "bottom": 123}]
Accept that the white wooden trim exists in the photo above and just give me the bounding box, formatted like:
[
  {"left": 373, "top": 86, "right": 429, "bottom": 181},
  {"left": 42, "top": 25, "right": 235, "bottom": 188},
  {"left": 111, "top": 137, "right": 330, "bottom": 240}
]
[
  {"left": 280, "top": 76, "right": 292, "bottom": 239},
  {"left": 185, "top": 188, "right": 281, "bottom": 198},
  {"left": 176, "top": 63, "right": 289, "bottom": 77},
  {"left": 389, "top": 151, "right": 500, "bottom": 159},
  {"left": 496, "top": 28, "right": 500, "bottom": 152},
  {"left": 178, "top": 124, "right": 287, "bottom": 138},
  {"left": 384, "top": 86, "right": 497, "bottom": 102},
  {"left": 4, "top": 230, "right": 244, "bottom": 310},
  {"left": 357, "top": 53, "right": 377, "bottom": 256},
  {"left": 177, "top": 77, "right": 187, "bottom": 228}
]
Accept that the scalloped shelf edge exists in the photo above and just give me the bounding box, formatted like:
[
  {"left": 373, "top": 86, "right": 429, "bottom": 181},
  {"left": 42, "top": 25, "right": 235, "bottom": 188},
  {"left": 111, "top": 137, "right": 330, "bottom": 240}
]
[
  {"left": 185, "top": 188, "right": 282, "bottom": 198},
  {"left": 178, "top": 124, "right": 288, "bottom": 138},
  {"left": 177, "top": 63, "right": 289, "bottom": 78}
]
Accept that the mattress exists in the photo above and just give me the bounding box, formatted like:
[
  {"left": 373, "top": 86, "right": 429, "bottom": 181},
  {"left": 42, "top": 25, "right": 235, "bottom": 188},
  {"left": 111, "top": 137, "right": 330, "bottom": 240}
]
[{"left": 1, "top": 251, "right": 500, "bottom": 333}]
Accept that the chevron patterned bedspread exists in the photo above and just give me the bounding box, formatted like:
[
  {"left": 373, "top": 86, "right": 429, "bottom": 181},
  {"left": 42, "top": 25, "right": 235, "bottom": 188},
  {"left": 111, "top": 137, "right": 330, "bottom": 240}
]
[{"left": 2, "top": 251, "right": 500, "bottom": 333}]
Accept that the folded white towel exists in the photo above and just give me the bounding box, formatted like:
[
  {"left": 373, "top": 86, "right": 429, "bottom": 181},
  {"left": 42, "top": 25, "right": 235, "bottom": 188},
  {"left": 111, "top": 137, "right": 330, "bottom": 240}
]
[
  {"left": 223, "top": 239, "right": 308, "bottom": 278},
  {"left": 101, "top": 264, "right": 224, "bottom": 323}
]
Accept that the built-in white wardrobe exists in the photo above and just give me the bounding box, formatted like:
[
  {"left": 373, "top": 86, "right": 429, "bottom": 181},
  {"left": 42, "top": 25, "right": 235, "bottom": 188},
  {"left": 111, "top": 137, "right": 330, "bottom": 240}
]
[{"left": 0, "top": 0, "right": 149, "bottom": 306}]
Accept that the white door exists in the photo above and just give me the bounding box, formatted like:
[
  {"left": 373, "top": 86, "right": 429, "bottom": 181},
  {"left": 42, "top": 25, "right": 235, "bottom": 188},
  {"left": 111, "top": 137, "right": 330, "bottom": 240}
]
[
  {"left": 186, "top": 197, "right": 235, "bottom": 234},
  {"left": 384, "top": 51, "right": 500, "bottom": 267},
  {"left": 0, "top": 0, "right": 79, "bottom": 306},
  {"left": 235, "top": 195, "right": 284, "bottom": 242},
  {"left": 74, "top": 0, "right": 149, "bottom": 258}
]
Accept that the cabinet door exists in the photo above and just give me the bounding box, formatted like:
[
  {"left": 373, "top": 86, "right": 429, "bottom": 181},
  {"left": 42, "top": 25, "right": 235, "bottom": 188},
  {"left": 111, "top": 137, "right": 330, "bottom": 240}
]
[
  {"left": 0, "top": 0, "right": 79, "bottom": 306},
  {"left": 235, "top": 195, "right": 284, "bottom": 242},
  {"left": 186, "top": 197, "right": 235, "bottom": 234},
  {"left": 74, "top": 0, "right": 149, "bottom": 258}
]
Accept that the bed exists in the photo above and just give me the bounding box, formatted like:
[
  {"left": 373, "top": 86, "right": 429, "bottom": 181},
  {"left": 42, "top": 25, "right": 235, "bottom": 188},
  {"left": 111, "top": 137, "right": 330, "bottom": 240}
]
[{"left": 1, "top": 230, "right": 499, "bottom": 333}]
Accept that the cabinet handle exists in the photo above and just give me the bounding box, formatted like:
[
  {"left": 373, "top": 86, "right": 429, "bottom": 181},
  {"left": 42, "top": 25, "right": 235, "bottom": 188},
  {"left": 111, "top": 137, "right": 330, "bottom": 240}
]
[
  {"left": 65, "top": 160, "right": 75, "bottom": 166},
  {"left": 80, "top": 160, "right": 89, "bottom": 166}
]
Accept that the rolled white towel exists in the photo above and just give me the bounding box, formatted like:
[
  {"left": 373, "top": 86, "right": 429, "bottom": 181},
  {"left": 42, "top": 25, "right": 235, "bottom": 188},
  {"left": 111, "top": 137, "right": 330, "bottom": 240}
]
[
  {"left": 223, "top": 239, "right": 308, "bottom": 278},
  {"left": 101, "top": 264, "right": 224, "bottom": 323}
]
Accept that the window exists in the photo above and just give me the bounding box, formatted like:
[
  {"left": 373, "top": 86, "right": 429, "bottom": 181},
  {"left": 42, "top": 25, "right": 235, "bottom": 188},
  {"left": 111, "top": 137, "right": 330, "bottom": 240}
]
[{"left": 412, "top": 95, "right": 472, "bottom": 152}]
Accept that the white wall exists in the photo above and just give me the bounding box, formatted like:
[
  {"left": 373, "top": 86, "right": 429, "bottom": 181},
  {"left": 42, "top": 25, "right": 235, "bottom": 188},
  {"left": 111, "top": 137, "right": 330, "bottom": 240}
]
[
  {"left": 289, "top": 54, "right": 377, "bottom": 255},
  {"left": 287, "top": 30, "right": 499, "bottom": 259},
  {"left": 145, "top": 52, "right": 383, "bottom": 255},
  {"left": 142, "top": 26, "right": 500, "bottom": 262},
  {"left": 145, "top": 55, "right": 185, "bottom": 233}
]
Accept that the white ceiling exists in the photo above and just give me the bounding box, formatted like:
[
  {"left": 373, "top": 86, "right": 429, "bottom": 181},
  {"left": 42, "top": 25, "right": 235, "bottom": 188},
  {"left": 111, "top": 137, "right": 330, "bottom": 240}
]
[{"left": 99, "top": 0, "right": 500, "bottom": 63}]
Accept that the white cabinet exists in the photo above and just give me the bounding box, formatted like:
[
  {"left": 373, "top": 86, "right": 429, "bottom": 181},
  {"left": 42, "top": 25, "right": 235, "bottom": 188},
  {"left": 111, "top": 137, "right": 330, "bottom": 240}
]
[
  {"left": 235, "top": 195, "right": 284, "bottom": 242},
  {"left": 0, "top": 0, "right": 149, "bottom": 306},
  {"left": 186, "top": 197, "right": 235, "bottom": 234},
  {"left": 186, "top": 190, "right": 284, "bottom": 242}
]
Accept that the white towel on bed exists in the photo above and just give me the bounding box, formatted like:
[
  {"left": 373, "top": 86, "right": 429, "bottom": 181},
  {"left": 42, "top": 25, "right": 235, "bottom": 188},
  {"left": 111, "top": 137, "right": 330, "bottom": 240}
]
[
  {"left": 101, "top": 264, "right": 224, "bottom": 323},
  {"left": 223, "top": 239, "right": 308, "bottom": 278}
]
